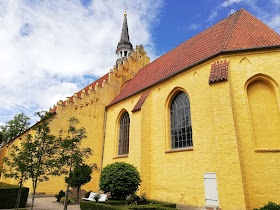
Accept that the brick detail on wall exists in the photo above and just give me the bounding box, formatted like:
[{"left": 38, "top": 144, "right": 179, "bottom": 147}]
[
  {"left": 131, "top": 91, "right": 150, "bottom": 113},
  {"left": 209, "top": 60, "right": 229, "bottom": 84}
]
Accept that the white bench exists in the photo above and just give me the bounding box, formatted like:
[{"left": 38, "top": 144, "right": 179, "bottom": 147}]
[{"left": 82, "top": 192, "right": 107, "bottom": 202}]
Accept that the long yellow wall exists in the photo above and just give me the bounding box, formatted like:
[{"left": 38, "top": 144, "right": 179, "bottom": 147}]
[
  {"left": 0, "top": 45, "right": 150, "bottom": 195},
  {"left": 103, "top": 55, "right": 247, "bottom": 209},
  {"left": 1, "top": 47, "right": 280, "bottom": 209},
  {"left": 228, "top": 49, "right": 280, "bottom": 209},
  {"left": 103, "top": 49, "right": 280, "bottom": 209}
]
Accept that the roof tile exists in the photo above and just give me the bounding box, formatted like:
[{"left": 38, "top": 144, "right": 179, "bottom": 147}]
[
  {"left": 109, "top": 9, "right": 280, "bottom": 107},
  {"left": 131, "top": 91, "right": 150, "bottom": 113},
  {"left": 209, "top": 60, "right": 229, "bottom": 84}
]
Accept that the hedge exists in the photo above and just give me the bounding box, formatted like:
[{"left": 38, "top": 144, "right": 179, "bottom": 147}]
[
  {"left": 0, "top": 182, "right": 29, "bottom": 209},
  {"left": 103, "top": 200, "right": 128, "bottom": 206},
  {"left": 80, "top": 201, "right": 120, "bottom": 210},
  {"left": 127, "top": 205, "right": 175, "bottom": 209},
  {"left": 146, "top": 200, "right": 176, "bottom": 208},
  {"left": 80, "top": 201, "right": 176, "bottom": 210}
]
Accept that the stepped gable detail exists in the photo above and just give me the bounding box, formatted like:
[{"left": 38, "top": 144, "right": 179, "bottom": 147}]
[
  {"left": 109, "top": 9, "right": 280, "bottom": 107},
  {"left": 49, "top": 45, "right": 150, "bottom": 115},
  {"left": 209, "top": 60, "right": 229, "bottom": 84}
]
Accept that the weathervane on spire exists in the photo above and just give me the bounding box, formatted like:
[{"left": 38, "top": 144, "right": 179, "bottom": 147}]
[
  {"left": 116, "top": 7, "right": 132, "bottom": 59},
  {"left": 124, "top": 7, "right": 128, "bottom": 16}
]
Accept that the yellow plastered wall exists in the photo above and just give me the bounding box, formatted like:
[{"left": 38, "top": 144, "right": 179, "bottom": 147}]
[
  {"left": 0, "top": 46, "right": 150, "bottom": 195},
  {"left": 228, "top": 49, "right": 280, "bottom": 209},
  {"left": 103, "top": 55, "right": 247, "bottom": 209},
  {"left": 1, "top": 47, "right": 280, "bottom": 209}
]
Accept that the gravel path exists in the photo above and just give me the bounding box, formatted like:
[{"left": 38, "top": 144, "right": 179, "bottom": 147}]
[{"left": 26, "top": 196, "right": 80, "bottom": 210}]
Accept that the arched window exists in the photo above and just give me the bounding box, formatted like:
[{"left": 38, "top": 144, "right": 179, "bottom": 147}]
[
  {"left": 118, "top": 111, "right": 130, "bottom": 155},
  {"left": 170, "top": 91, "right": 192, "bottom": 148}
]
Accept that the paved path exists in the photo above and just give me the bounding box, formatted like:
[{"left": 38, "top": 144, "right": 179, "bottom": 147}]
[
  {"left": 176, "top": 204, "right": 203, "bottom": 210},
  {"left": 23, "top": 196, "right": 203, "bottom": 210},
  {"left": 26, "top": 196, "right": 80, "bottom": 210}
]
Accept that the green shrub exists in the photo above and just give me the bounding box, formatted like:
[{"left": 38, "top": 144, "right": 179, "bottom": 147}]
[
  {"left": 80, "top": 201, "right": 175, "bottom": 209},
  {"left": 139, "top": 193, "right": 148, "bottom": 205},
  {"left": 60, "top": 197, "right": 70, "bottom": 204},
  {"left": 55, "top": 190, "right": 65, "bottom": 202},
  {"left": 94, "top": 193, "right": 101, "bottom": 202},
  {"left": 103, "top": 200, "right": 128, "bottom": 206},
  {"left": 146, "top": 200, "right": 176, "bottom": 208},
  {"left": 127, "top": 205, "right": 175, "bottom": 209},
  {"left": 69, "top": 197, "right": 76, "bottom": 204},
  {"left": 253, "top": 202, "right": 280, "bottom": 210},
  {"left": 100, "top": 162, "right": 141, "bottom": 200},
  {"left": 80, "top": 201, "right": 119, "bottom": 210},
  {"left": 127, "top": 193, "right": 140, "bottom": 205},
  {"left": 0, "top": 182, "right": 29, "bottom": 209}
]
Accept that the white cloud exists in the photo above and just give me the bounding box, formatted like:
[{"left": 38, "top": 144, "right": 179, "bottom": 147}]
[
  {"left": 186, "top": 24, "right": 201, "bottom": 30},
  {"left": 266, "top": 15, "right": 280, "bottom": 33},
  {"left": 230, "top": 9, "right": 237, "bottom": 14},
  {"left": 221, "top": 0, "right": 244, "bottom": 7},
  {"left": 209, "top": 11, "right": 218, "bottom": 21},
  {"left": 209, "top": 0, "right": 280, "bottom": 35},
  {"left": 0, "top": 0, "right": 163, "bottom": 124}
]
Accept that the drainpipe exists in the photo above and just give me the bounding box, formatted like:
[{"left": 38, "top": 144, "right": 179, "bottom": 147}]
[{"left": 99, "top": 107, "right": 107, "bottom": 191}]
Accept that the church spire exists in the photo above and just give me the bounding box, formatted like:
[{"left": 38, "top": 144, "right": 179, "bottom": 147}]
[{"left": 116, "top": 12, "right": 132, "bottom": 58}]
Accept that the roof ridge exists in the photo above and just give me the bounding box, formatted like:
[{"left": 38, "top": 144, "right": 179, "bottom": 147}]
[
  {"left": 143, "top": 9, "right": 244, "bottom": 70},
  {"left": 221, "top": 9, "right": 243, "bottom": 51},
  {"left": 108, "top": 9, "right": 280, "bottom": 107}
]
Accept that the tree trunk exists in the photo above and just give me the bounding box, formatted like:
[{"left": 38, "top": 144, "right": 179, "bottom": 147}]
[
  {"left": 76, "top": 186, "right": 80, "bottom": 203},
  {"left": 15, "top": 181, "right": 22, "bottom": 210},
  {"left": 30, "top": 182, "right": 37, "bottom": 210},
  {"left": 64, "top": 184, "right": 69, "bottom": 210}
]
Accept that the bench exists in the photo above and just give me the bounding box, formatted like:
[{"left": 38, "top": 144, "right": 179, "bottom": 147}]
[{"left": 82, "top": 192, "right": 107, "bottom": 202}]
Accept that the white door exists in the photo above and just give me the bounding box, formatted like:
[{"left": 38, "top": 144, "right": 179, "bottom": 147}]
[{"left": 204, "top": 173, "right": 219, "bottom": 206}]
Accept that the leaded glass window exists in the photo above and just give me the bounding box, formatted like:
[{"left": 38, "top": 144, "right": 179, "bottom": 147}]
[
  {"left": 170, "top": 91, "right": 193, "bottom": 148},
  {"left": 118, "top": 111, "right": 130, "bottom": 155}
]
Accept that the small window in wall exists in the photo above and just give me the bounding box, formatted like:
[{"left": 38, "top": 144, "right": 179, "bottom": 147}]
[
  {"left": 170, "top": 91, "right": 193, "bottom": 148},
  {"left": 118, "top": 111, "right": 130, "bottom": 155},
  {"left": 120, "top": 51, "right": 122, "bottom": 57},
  {"left": 124, "top": 51, "right": 127, "bottom": 57}
]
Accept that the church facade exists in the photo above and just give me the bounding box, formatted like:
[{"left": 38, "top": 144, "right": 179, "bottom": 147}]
[{"left": 1, "top": 9, "right": 280, "bottom": 209}]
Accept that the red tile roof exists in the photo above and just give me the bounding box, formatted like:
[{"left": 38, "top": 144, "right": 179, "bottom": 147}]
[
  {"left": 109, "top": 9, "right": 280, "bottom": 107},
  {"left": 209, "top": 60, "right": 229, "bottom": 84},
  {"left": 131, "top": 91, "right": 150, "bottom": 113}
]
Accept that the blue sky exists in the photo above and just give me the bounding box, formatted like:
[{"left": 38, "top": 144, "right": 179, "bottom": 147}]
[
  {"left": 0, "top": 0, "right": 279, "bottom": 126},
  {"left": 153, "top": 0, "right": 280, "bottom": 54}
]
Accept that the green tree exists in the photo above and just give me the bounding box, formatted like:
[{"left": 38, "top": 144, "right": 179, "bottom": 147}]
[
  {"left": 66, "top": 163, "right": 97, "bottom": 203},
  {"left": 0, "top": 113, "right": 30, "bottom": 144},
  {"left": 57, "top": 117, "right": 92, "bottom": 210},
  {"left": 3, "top": 112, "right": 59, "bottom": 210},
  {"left": 26, "top": 112, "right": 60, "bottom": 210},
  {"left": 2, "top": 145, "right": 30, "bottom": 210},
  {"left": 99, "top": 162, "right": 141, "bottom": 200}
]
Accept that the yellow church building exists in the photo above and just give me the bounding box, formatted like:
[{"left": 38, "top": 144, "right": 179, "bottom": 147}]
[{"left": 1, "top": 9, "right": 280, "bottom": 209}]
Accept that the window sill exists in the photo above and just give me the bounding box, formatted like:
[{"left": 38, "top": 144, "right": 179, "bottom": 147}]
[
  {"left": 255, "top": 148, "right": 280, "bottom": 153},
  {"left": 113, "top": 154, "right": 128, "bottom": 159},
  {"left": 165, "top": 147, "right": 193, "bottom": 153}
]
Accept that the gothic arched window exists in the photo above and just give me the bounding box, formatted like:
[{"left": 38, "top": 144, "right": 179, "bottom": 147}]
[
  {"left": 170, "top": 91, "right": 193, "bottom": 148},
  {"left": 118, "top": 111, "right": 130, "bottom": 155}
]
